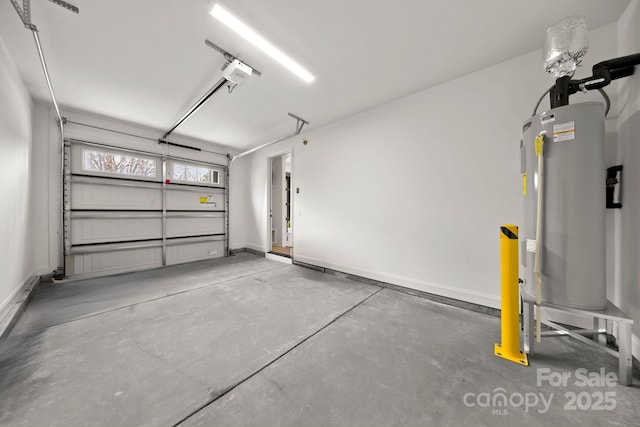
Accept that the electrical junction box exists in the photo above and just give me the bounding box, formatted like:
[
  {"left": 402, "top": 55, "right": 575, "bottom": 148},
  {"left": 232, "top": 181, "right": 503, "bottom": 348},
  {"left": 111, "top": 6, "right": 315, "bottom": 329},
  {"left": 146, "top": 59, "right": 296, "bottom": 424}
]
[{"left": 224, "top": 59, "right": 252, "bottom": 86}]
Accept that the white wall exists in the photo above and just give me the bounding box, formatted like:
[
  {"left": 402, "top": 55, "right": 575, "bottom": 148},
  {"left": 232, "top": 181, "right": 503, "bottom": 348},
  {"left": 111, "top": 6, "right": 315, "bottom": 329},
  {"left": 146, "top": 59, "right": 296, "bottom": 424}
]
[
  {"left": 0, "top": 36, "right": 35, "bottom": 311},
  {"left": 233, "top": 23, "right": 619, "bottom": 309},
  {"left": 32, "top": 104, "right": 54, "bottom": 274},
  {"left": 615, "top": 0, "right": 640, "bottom": 358}
]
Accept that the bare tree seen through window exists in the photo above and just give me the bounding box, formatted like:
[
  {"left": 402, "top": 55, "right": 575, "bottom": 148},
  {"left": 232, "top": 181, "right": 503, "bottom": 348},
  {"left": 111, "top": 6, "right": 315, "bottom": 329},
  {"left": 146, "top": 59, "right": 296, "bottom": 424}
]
[
  {"left": 83, "top": 150, "right": 156, "bottom": 177},
  {"left": 171, "top": 163, "right": 219, "bottom": 184}
]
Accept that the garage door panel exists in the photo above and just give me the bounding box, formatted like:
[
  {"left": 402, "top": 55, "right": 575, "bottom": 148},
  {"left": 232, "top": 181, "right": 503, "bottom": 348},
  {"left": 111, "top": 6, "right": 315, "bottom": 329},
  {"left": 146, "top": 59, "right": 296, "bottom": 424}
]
[
  {"left": 166, "top": 239, "right": 225, "bottom": 265},
  {"left": 166, "top": 214, "right": 224, "bottom": 238},
  {"left": 65, "top": 140, "right": 227, "bottom": 279},
  {"left": 68, "top": 247, "right": 163, "bottom": 277},
  {"left": 71, "top": 182, "right": 162, "bottom": 210},
  {"left": 71, "top": 217, "right": 162, "bottom": 245},
  {"left": 166, "top": 188, "right": 225, "bottom": 211}
]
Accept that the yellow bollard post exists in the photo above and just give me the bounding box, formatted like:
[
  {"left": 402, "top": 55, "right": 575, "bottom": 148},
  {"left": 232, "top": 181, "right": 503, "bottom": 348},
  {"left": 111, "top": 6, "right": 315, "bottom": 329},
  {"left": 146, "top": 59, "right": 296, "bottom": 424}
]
[{"left": 494, "top": 224, "right": 529, "bottom": 366}]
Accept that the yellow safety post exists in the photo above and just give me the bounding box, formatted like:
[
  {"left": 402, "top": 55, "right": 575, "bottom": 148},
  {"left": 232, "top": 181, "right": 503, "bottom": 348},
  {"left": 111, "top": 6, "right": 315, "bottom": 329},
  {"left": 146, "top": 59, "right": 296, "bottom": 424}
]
[{"left": 494, "top": 224, "right": 529, "bottom": 366}]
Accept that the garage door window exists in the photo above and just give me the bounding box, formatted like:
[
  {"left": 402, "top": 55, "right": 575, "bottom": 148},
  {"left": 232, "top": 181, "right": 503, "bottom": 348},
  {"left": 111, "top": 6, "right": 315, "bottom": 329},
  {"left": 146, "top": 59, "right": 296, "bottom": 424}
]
[
  {"left": 83, "top": 149, "right": 157, "bottom": 178},
  {"left": 170, "top": 163, "right": 220, "bottom": 185}
]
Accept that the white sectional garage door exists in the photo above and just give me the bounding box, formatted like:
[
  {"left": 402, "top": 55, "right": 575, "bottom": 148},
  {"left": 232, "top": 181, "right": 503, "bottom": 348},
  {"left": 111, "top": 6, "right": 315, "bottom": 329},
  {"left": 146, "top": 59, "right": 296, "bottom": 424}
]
[{"left": 64, "top": 140, "right": 227, "bottom": 279}]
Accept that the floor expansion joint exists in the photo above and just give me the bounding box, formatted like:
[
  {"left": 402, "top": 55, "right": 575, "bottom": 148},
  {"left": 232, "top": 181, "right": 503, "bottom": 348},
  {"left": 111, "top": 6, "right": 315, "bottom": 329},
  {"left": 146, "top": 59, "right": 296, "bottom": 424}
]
[
  {"left": 171, "top": 287, "right": 383, "bottom": 427},
  {"left": 26, "top": 263, "right": 290, "bottom": 334}
]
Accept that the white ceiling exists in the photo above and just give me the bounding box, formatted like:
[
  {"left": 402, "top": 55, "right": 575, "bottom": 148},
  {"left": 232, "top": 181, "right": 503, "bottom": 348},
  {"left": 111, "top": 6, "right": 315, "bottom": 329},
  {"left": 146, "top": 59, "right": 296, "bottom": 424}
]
[{"left": 0, "top": 0, "right": 631, "bottom": 151}]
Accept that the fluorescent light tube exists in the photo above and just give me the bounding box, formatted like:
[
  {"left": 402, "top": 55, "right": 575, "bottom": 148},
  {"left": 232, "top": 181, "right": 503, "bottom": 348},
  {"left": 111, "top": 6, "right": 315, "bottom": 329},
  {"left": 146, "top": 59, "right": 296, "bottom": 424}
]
[{"left": 210, "top": 4, "right": 315, "bottom": 83}]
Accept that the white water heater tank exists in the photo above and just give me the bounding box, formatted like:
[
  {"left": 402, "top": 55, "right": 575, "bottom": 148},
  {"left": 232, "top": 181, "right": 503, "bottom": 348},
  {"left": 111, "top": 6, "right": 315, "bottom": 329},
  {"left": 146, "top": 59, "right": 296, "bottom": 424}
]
[{"left": 521, "top": 102, "right": 606, "bottom": 310}]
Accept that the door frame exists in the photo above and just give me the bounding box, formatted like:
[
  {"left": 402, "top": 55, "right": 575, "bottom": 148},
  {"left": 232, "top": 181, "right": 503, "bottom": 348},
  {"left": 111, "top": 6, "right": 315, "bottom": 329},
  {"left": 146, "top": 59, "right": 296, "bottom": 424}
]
[{"left": 266, "top": 149, "right": 294, "bottom": 261}]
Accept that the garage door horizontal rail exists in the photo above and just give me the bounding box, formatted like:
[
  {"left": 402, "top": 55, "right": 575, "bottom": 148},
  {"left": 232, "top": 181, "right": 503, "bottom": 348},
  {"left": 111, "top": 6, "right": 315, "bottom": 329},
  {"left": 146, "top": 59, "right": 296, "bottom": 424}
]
[
  {"left": 70, "top": 212, "right": 225, "bottom": 219},
  {"left": 70, "top": 177, "right": 226, "bottom": 193},
  {"left": 70, "top": 213, "right": 163, "bottom": 219},
  {"left": 69, "top": 240, "right": 163, "bottom": 254},
  {"left": 69, "top": 235, "right": 225, "bottom": 255},
  {"left": 166, "top": 213, "right": 225, "bottom": 219},
  {"left": 164, "top": 182, "right": 227, "bottom": 191},
  {"left": 70, "top": 176, "right": 162, "bottom": 189},
  {"left": 70, "top": 177, "right": 226, "bottom": 192}
]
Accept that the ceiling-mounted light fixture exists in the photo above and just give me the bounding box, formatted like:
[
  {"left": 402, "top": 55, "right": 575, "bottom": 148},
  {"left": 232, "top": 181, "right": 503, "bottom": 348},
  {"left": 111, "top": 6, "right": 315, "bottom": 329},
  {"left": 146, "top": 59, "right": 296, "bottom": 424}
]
[{"left": 210, "top": 4, "right": 315, "bottom": 83}]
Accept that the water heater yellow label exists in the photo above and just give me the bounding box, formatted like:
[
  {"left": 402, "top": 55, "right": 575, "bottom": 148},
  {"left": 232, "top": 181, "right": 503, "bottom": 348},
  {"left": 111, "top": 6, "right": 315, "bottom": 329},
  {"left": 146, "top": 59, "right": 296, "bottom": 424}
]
[
  {"left": 522, "top": 173, "right": 527, "bottom": 195},
  {"left": 535, "top": 135, "right": 544, "bottom": 156}
]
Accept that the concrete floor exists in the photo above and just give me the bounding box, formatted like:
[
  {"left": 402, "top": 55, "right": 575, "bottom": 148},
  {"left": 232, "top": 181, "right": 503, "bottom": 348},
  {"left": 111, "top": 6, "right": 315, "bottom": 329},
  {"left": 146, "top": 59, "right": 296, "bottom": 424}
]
[{"left": 0, "top": 253, "right": 638, "bottom": 427}]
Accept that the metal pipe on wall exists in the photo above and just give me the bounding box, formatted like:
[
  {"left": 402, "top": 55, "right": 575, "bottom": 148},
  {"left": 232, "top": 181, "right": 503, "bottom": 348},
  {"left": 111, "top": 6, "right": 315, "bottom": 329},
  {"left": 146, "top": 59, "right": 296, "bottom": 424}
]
[
  {"left": 32, "top": 29, "right": 67, "bottom": 278},
  {"left": 32, "top": 31, "right": 63, "bottom": 127},
  {"left": 10, "top": 0, "right": 71, "bottom": 276},
  {"left": 224, "top": 159, "right": 230, "bottom": 256},
  {"left": 231, "top": 113, "right": 309, "bottom": 163}
]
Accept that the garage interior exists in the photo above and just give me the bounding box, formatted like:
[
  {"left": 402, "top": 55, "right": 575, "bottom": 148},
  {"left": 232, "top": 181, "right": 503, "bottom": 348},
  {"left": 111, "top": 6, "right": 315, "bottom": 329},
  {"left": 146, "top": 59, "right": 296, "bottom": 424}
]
[{"left": 1, "top": 1, "right": 639, "bottom": 426}]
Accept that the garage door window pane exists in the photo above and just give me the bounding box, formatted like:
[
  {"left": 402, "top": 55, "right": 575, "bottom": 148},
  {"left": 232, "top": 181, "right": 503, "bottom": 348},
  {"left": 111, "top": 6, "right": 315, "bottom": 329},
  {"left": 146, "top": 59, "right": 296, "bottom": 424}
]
[
  {"left": 83, "top": 149, "right": 156, "bottom": 177},
  {"left": 171, "top": 163, "right": 220, "bottom": 185}
]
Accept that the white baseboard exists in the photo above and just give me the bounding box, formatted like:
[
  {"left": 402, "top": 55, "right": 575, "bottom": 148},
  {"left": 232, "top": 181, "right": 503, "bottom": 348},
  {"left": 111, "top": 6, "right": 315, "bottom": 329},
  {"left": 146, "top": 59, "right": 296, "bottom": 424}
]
[
  {"left": 0, "top": 273, "right": 39, "bottom": 342},
  {"left": 0, "top": 272, "right": 37, "bottom": 314},
  {"left": 229, "top": 243, "right": 248, "bottom": 251},
  {"left": 36, "top": 267, "right": 53, "bottom": 276},
  {"left": 293, "top": 255, "right": 500, "bottom": 309},
  {"left": 233, "top": 249, "right": 640, "bottom": 363},
  {"left": 245, "top": 243, "right": 266, "bottom": 253},
  {"left": 265, "top": 253, "right": 292, "bottom": 264}
]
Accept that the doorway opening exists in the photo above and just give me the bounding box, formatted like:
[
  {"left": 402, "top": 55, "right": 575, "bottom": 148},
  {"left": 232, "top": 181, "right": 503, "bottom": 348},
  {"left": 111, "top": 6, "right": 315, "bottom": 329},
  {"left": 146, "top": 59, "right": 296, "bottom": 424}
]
[{"left": 269, "top": 153, "right": 292, "bottom": 260}]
